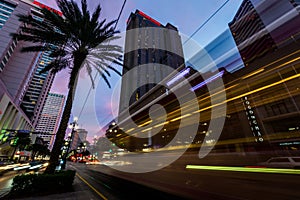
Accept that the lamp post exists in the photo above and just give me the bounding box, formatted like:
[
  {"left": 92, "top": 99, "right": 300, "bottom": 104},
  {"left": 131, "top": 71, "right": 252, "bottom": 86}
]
[
  {"left": 90, "top": 135, "right": 97, "bottom": 161},
  {"left": 93, "top": 135, "right": 97, "bottom": 146},
  {"left": 81, "top": 143, "right": 86, "bottom": 161},
  {"left": 61, "top": 117, "right": 78, "bottom": 169}
]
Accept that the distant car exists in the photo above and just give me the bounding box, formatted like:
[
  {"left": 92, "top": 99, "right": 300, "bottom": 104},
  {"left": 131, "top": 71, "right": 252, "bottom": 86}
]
[
  {"left": 26, "top": 160, "right": 43, "bottom": 171},
  {"left": 29, "top": 160, "right": 42, "bottom": 166},
  {"left": 258, "top": 157, "right": 300, "bottom": 169}
]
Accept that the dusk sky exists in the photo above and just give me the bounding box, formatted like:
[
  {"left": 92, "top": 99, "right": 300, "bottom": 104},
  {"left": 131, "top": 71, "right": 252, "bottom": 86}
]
[{"left": 49, "top": 0, "right": 243, "bottom": 142}]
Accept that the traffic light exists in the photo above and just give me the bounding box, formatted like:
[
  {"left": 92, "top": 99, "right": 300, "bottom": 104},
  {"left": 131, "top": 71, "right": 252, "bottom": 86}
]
[
  {"left": 0, "top": 129, "right": 5, "bottom": 140},
  {"left": 0, "top": 129, "right": 9, "bottom": 144}
]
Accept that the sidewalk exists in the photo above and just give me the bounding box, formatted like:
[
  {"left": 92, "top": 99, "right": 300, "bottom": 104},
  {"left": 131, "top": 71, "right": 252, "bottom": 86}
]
[
  {"left": 18, "top": 174, "right": 100, "bottom": 200},
  {"left": 0, "top": 169, "right": 101, "bottom": 200}
]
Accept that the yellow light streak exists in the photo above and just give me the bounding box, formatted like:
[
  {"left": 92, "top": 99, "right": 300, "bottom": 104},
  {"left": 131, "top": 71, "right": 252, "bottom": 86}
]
[
  {"left": 154, "top": 121, "right": 169, "bottom": 128},
  {"left": 126, "top": 128, "right": 135, "bottom": 133},
  {"left": 227, "top": 73, "right": 300, "bottom": 102},
  {"left": 242, "top": 68, "right": 264, "bottom": 79},
  {"left": 138, "top": 120, "right": 152, "bottom": 127},
  {"left": 170, "top": 113, "right": 192, "bottom": 122},
  {"left": 141, "top": 127, "right": 153, "bottom": 132},
  {"left": 196, "top": 73, "right": 300, "bottom": 113},
  {"left": 262, "top": 52, "right": 300, "bottom": 70}
]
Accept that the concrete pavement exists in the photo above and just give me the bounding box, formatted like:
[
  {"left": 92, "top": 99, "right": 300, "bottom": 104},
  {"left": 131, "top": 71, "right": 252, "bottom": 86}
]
[
  {"left": 16, "top": 174, "right": 101, "bottom": 200},
  {"left": 0, "top": 165, "right": 103, "bottom": 200}
]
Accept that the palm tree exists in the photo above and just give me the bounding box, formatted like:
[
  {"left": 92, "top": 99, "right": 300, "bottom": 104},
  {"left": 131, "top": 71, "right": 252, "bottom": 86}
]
[{"left": 12, "top": 0, "right": 123, "bottom": 173}]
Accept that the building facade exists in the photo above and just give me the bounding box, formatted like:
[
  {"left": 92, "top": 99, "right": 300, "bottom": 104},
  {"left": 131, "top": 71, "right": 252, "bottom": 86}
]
[
  {"left": 227, "top": 0, "right": 300, "bottom": 153},
  {"left": 70, "top": 128, "right": 88, "bottom": 151},
  {"left": 76, "top": 128, "right": 88, "bottom": 142},
  {"left": 1, "top": 0, "right": 57, "bottom": 128},
  {"left": 0, "top": 0, "right": 39, "bottom": 138},
  {"left": 119, "top": 10, "right": 185, "bottom": 114},
  {"left": 107, "top": 0, "right": 300, "bottom": 162},
  {"left": 35, "top": 93, "right": 65, "bottom": 149},
  {"left": 20, "top": 49, "right": 56, "bottom": 127},
  {"left": 229, "top": 0, "right": 300, "bottom": 66},
  {"left": 0, "top": 0, "right": 60, "bottom": 157}
]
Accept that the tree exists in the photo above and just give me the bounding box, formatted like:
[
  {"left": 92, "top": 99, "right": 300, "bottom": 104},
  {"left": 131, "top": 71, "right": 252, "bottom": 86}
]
[
  {"left": 10, "top": 133, "right": 31, "bottom": 161},
  {"left": 28, "top": 143, "right": 50, "bottom": 160},
  {"left": 27, "top": 143, "right": 40, "bottom": 160},
  {"left": 12, "top": 0, "right": 122, "bottom": 173}
]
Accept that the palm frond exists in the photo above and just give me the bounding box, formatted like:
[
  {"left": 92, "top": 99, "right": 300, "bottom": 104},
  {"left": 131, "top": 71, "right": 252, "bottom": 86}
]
[
  {"left": 40, "top": 58, "right": 69, "bottom": 74},
  {"left": 81, "top": 0, "right": 89, "bottom": 19},
  {"left": 85, "top": 61, "right": 95, "bottom": 89},
  {"left": 14, "top": 0, "right": 123, "bottom": 85},
  {"left": 20, "top": 45, "right": 51, "bottom": 53},
  {"left": 99, "top": 71, "right": 111, "bottom": 88},
  {"left": 91, "top": 5, "right": 101, "bottom": 25}
]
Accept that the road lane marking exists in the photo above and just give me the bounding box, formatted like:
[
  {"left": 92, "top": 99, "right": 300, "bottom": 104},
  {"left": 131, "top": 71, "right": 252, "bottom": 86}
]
[
  {"left": 186, "top": 165, "right": 300, "bottom": 175},
  {"left": 76, "top": 173, "right": 108, "bottom": 200}
]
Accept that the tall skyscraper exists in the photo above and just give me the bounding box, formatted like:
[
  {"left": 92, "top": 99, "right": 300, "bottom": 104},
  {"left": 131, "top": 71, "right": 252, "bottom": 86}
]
[
  {"left": 18, "top": 2, "right": 58, "bottom": 127},
  {"left": 0, "top": 0, "right": 61, "bottom": 157},
  {"left": 119, "top": 10, "right": 185, "bottom": 114},
  {"left": 35, "top": 93, "right": 65, "bottom": 148},
  {"left": 0, "top": 0, "right": 43, "bottom": 134},
  {"left": 20, "top": 49, "right": 56, "bottom": 127}
]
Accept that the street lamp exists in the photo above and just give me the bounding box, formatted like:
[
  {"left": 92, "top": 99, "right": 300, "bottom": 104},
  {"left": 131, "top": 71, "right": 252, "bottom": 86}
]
[
  {"left": 81, "top": 143, "right": 86, "bottom": 160},
  {"left": 93, "top": 135, "right": 98, "bottom": 145},
  {"left": 61, "top": 117, "right": 78, "bottom": 169}
]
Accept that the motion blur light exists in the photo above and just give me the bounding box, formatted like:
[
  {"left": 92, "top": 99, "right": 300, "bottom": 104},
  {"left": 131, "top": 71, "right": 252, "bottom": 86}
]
[{"left": 190, "top": 70, "right": 224, "bottom": 92}]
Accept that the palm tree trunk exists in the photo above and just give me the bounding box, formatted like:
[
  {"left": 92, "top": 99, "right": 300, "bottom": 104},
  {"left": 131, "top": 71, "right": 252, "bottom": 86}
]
[
  {"left": 44, "top": 83, "right": 75, "bottom": 173},
  {"left": 45, "top": 53, "right": 86, "bottom": 174}
]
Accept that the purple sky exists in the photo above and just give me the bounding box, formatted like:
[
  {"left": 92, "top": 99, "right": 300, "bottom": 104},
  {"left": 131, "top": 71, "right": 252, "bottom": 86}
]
[{"left": 49, "top": 0, "right": 243, "bottom": 142}]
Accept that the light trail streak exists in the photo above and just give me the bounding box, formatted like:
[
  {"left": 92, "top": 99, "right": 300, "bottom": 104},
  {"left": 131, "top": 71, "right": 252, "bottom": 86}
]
[{"left": 186, "top": 165, "right": 300, "bottom": 175}]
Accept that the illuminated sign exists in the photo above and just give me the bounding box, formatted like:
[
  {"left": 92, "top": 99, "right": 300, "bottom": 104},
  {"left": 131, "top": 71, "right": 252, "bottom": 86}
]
[
  {"left": 137, "top": 10, "right": 161, "bottom": 26},
  {"left": 33, "top": 0, "right": 62, "bottom": 16},
  {"left": 242, "top": 96, "right": 263, "bottom": 142}
]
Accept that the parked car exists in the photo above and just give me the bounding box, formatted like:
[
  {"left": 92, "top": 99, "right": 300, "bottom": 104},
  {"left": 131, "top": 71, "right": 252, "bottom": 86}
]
[{"left": 258, "top": 157, "right": 300, "bottom": 169}]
